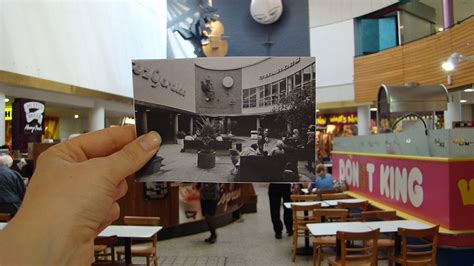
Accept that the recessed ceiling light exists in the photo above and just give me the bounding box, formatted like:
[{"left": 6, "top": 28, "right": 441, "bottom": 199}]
[
  {"left": 74, "top": 114, "right": 80, "bottom": 119},
  {"left": 370, "top": 108, "right": 377, "bottom": 111},
  {"left": 4, "top": 98, "right": 9, "bottom": 103},
  {"left": 464, "top": 88, "right": 474, "bottom": 92},
  {"left": 438, "top": 27, "right": 444, "bottom": 32},
  {"left": 460, "top": 99, "right": 467, "bottom": 103},
  {"left": 316, "top": 109, "right": 320, "bottom": 113},
  {"left": 146, "top": 109, "right": 151, "bottom": 112}
]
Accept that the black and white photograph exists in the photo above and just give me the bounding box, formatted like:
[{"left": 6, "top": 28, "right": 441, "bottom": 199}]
[{"left": 133, "top": 57, "right": 316, "bottom": 183}]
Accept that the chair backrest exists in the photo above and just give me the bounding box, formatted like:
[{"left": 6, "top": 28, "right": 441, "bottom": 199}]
[
  {"left": 0, "top": 213, "right": 11, "bottom": 222},
  {"left": 337, "top": 201, "right": 369, "bottom": 221},
  {"left": 315, "top": 189, "right": 340, "bottom": 198},
  {"left": 361, "top": 210, "right": 397, "bottom": 222},
  {"left": 398, "top": 225, "right": 439, "bottom": 265},
  {"left": 94, "top": 235, "right": 118, "bottom": 262},
  {"left": 123, "top": 216, "right": 160, "bottom": 248},
  {"left": 336, "top": 229, "right": 379, "bottom": 265},
  {"left": 290, "top": 194, "right": 319, "bottom": 202},
  {"left": 313, "top": 209, "right": 348, "bottom": 223},
  {"left": 320, "top": 193, "right": 351, "bottom": 200},
  {"left": 291, "top": 204, "right": 322, "bottom": 228}
]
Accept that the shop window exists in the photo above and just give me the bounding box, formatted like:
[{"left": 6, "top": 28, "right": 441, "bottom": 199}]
[
  {"left": 279, "top": 79, "right": 287, "bottom": 99},
  {"left": 287, "top": 76, "right": 294, "bottom": 92},
  {"left": 258, "top": 86, "right": 264, "bottom": 107},
  {"left": 249, "top": 87, "right": 257, "bottom": 108},
  {"left": 355, "top": 16, "right": 397, "bottom": 56},
  {"left": 243, "top": 88, "right": 250, "bottom": 108},
  {"left": 271, "top": 82, "right": 279, "bottom": 105},
  {"left": 295, "top": 70, "right": 302, "bottom": 86},
  {"left": 303, "top": 66, "right": 312, "bottom": 83}
]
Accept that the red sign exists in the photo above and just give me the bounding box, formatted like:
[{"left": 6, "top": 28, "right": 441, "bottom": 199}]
[{"left": 333, "top": 152, "right": 474, "bottom": 230}]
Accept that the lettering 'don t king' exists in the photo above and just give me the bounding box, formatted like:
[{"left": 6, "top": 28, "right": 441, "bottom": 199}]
[{"left": 339, "top": 158, "right": 424, "bottom": 208}]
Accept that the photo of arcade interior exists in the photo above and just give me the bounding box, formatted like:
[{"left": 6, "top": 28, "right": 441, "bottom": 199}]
[
  {"left": 133, "top": 57, "right": 315, "bottom": 183},
  {"left": 0, "top": 0, "right": 473, "bottom": 265}
]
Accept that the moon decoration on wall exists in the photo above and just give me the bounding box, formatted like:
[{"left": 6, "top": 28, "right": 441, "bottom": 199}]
[{"left": 250, "top": 0, "right": 283, "bottom": 24}]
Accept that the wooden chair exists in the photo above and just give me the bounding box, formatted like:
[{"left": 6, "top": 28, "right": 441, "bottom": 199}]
[
  {"left": 291, "top": 194, "right": 319, "bottom": 202},
  {"left": 312, "top": 209, "right": 349, "bottom": 266},
  {"left": 94, "top": 235, "right": 118, "bottom": 263},
  {"left": 328, "top": 229, "right": 380, "bottom": 266},
  {"left": 390, "top": 225, "right": 439, "bottom": 266},
  {"left": 337, "top": 201, "right": 369, "bottom": 221},
  {"left": 116, "top": 216, "right": 160, "bottom": 266},
  {"left": 321, "top": 193, "right": 351, "bottom": 200},
  {"left": 291, "top": 203, "right": 322, "bottom": 262},
  {"left": 315, "top": 189, "right": 340, "bottom": 199},
  {"left": 362, "top": 211, "right": 397, "bottom": 266},
  {"left": 0, "top": 213, "right": 11, "bottom": 222}
]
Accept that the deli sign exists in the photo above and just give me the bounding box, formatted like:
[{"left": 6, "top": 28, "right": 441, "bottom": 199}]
[{"left": 14, "top": 99, "right": 45, "bottom": 135}]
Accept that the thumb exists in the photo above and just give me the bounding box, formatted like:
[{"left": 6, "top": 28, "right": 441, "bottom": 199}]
[{"left": 90, "top": 131, "right": 161, "bottom": 186}]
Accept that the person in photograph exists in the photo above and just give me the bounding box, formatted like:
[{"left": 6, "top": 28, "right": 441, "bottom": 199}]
[
  {"left": 0, "top": 154, "right": 26, "bottom": 216},
  {"left": 268, "top": 183, "right": 293, "bottom": 239},
  {"left": 282, "top": 138, "right": 298, "bottom": 176},
  {"left": 308, "top": 164, "right": 334, "bottom": 191},
  {"left": 240, "top": 143, "right": 259, "bottom": 156},
  {"left": 269, "top": 140, "right": 285, "bottom": 157},
  {"left": 305, "top": 125, "right": 316, "bottom": 173},
  {"left": 257, "top": 128, "right": 266, "bottom": 153},
  {"left": 198, "top": 183, "right": 221, "bottom": 243}
]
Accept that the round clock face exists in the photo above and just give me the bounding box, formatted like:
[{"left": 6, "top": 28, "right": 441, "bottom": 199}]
[
  {"left": 222, "top": 76, "right": 234, "bottom": 88},
  {"left": 250, "top": 0, "right": 283, "bottom": 25}
]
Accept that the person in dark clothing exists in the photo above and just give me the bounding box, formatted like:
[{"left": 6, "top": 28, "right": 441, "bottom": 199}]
[
  {"left": 0, "top": 155, "right": 26, "bottom": 216},
  {"left": 268, "top": 183, "right": 293, "bottom": 239},
  {"left": 198, "top": 182, "right": 221, "bottom": 243},
  {"left": 306, "top": 125, "right": 316, "bottom": 173}
]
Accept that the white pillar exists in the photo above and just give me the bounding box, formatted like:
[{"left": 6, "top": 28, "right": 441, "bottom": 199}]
[
  {"left": 256, "top": 117, "right": 261, "bottom": 130},
  {"left": 227, "top": 117, "right": 231, "bottom": 134},
  {"left": 445, "top": 91, "right": 462, "bottom": 129},
  {"left": 357, "top": 105, "right": 371, "bottom": 136},
  {"left": 174, "top": 114, "right": 179, "bottom": 135},
  {"left": 190, "top": 117, "right": 194, "bottom": 135},
  {"left": 0, "top": 93, "right": 5, "bottom": 145},
  {"left": 141, "top": 111, "right": 148, "bottom": 133},
  {"left": 89, "top": 105, "right": 105, "bottom": 132}
]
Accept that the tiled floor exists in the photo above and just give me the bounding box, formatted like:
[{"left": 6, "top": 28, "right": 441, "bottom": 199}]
[{"left": 130, "top": 184, "right": 389, "bottom": 266}]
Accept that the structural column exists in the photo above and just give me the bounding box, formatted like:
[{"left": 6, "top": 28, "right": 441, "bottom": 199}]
[
  {"left": 0, "top": 93, "right": 5, "bottom": 145},
  {"left": 140, "top": 111, "right": 148, "bottom": 133},
  {"left": 256, "top": 117, "right": 261, "bottom": 130},
  {"left": 357, "top": 105, "right": 371, "bottom": 136},
  {"left": 174, "top": 114, "right": 179, "bottom": 136},
  {"left": 442, "top": 0, "right": 454, "bottom": 29},
  {"left": 89, "top": 104, "right": 105, "bottom": 132},
  {"left": 287, "top": 122, "right": 291, "bottom": 133},
  {"left": 190, "top": 117, "right": 194, "bottom": 135},
  {"left": 226, "top": 118, "right": 232, "bottom": 134},
  {"left": 445, "top": 91, "right": 462, "bottom": 129}
]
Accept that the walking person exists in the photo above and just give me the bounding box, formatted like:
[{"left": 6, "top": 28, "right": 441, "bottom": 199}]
[
  {"left": 268, "top": 183, "right": 293, "bottom": 239},
  {"left": 198, "top": 182, "right": 221, "bottom": 243}
]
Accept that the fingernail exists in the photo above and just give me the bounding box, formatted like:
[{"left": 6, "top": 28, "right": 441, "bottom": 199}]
[{"left": 139, "top": 131, "right": 161, "bottom": 151}]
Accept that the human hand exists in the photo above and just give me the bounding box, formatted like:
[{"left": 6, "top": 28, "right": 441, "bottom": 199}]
[{"left": 0, "top": 126, "right": 161, "bottom": 265}]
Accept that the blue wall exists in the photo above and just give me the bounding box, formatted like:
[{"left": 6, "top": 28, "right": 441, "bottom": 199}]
[{"left": 167, "top": 0, "right": 310, "bottom": 58}]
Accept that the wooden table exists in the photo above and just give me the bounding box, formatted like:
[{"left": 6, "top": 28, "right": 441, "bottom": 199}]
[
  {"left": 98, "top": 225, "right": 162, "bottom": 264},
  {"left": 283, "top": 201, "right": 330, "bottom": 209},
  {"left": 323, "top": 198, "right": 368, "bottom": 206}
]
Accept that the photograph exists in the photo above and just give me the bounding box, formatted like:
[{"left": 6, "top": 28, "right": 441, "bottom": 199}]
[{"left": 133, "top": 57, "right": 316, "bottom": 183}]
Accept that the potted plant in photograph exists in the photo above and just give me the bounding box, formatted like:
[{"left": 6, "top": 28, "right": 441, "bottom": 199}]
[
  {"left": 196, "top": 116, "right": 219, "bottom": 169},
  {"left": 176, "top": 131, "right": 186, "bottom": 145}
]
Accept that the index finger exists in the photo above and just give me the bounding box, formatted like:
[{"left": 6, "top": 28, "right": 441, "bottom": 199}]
[{"left": 67, "top": 125, "right": 137, "bottom": 160}]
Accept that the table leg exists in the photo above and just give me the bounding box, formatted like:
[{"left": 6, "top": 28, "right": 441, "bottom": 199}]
[{"left": 124, "top": 238, "right": 132, "bottom": 264}]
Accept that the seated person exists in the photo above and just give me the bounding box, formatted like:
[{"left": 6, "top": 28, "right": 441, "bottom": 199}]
[
  {"left": 0, "top": 154, "right": 26, "bottom": 216},
  {"left": 308, "top": 164, "right": 334, "bottom": 191},
  {"left": 229, "top": 149, "right": 240, "bottom": 175},
  {"left": 269, "top": 140, "right": 285, "bottom": 157},
  {"left": 240, "top": 144, "right": 258, "bottom": 156}
]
